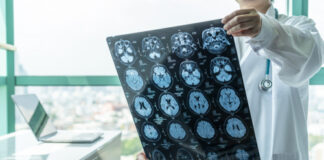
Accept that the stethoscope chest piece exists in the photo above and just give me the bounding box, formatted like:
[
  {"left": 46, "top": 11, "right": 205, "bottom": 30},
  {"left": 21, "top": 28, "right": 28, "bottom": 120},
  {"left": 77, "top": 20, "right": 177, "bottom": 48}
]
[{"left": 259, "top": 78, "right": 272, "bottom": 91}]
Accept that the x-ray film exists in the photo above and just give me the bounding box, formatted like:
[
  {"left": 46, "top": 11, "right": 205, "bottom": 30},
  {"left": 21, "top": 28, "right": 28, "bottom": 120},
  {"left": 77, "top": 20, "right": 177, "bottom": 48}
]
[{"left": 106, "top": 19, "right": 260, "bottom": 160}]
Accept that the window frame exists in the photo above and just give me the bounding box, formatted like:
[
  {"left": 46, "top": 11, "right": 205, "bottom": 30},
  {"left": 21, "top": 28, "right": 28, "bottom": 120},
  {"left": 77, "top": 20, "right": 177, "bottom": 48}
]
[
  {"left": 0, "top": 0, "right": 15, "bottom": 135},
  {"left": 0, "top": 0, "right": 321, "bottom": 135}
]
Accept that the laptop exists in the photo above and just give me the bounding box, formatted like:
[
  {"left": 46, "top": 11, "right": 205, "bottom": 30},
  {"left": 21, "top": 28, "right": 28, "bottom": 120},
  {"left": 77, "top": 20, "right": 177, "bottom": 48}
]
[
  {"left": 12, "top": 94, "right": 103, "bottom": 143},
  {"left": 106, "top": 19, "right": 260, "bottom": 159}
]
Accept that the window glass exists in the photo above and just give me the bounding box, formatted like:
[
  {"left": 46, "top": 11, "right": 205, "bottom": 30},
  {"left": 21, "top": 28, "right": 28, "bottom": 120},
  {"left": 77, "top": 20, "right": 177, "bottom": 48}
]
[
  {"left": 308, "top": 85, "right": 324, "bottom": 159},
  {"left": 309, "top": 0, "right": 324, "bottom": 37},
  {"left": 273, "top": 0, "right": 287, "bottom": 15},
  {"left": 309, "top": 0, "right": 324, "bottom": 67},
  {"left": 14, "top": 0, "right": 238, "bottom": 75},
  {"left": 0, "top": 1, "right": 6, "bottom": 76},
  {"left": 15, "top": 86, "right": 142, "bottom": 159},
  {"left": 309, "top": 3, "right": 324, "bottom": 158}
]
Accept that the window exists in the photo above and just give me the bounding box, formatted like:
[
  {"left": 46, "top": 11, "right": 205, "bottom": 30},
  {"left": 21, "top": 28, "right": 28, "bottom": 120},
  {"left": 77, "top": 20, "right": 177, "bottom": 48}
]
[
  {"left": 309, "top": 0, "right": 324, "bottom": 38},
  {"left": 308, "top": 86, "right": 324, "bottom": 159},
  {"left": 15, "top": 86, "right": 144, "bottom": 158},
  {"left": 15, "top": 87, "right": 128, "bottom": 131},
  {"left": 13, "top": 1, "right": 240, "bottom": 158},
  {"left": 309, "top": 0, "right": 324, "bottom": 67},
  {"left": 14, "top": 0, "right": 239, "bottom": 76},
  {"left": 308, "top": 1, "right": 324, "bottom": 158},
  {"left": 0, "top": 2, "right": 6, "bottom": 76},
  {"left": 273, "top": 0, "right": 288, "bottom": 15}
]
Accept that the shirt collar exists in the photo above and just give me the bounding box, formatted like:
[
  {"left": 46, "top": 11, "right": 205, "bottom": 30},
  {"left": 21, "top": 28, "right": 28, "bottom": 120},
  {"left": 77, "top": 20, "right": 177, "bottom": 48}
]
[{"left": 265, "top": 4, "right": 276, "bottom": 18}]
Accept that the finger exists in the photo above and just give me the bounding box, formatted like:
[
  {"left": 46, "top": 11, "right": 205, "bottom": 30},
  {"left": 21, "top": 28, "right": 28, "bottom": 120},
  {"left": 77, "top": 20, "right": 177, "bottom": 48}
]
[
  {"left": 227, "top": 20, "right": 256, "bottom": 35},
  {"left": 222, "top": 9, "right": 255, "bottom": 24},
  {"left": 136, "top": 155, "right": 145, "bottom": 160},
  {"left": 136, "top": 152, "right": 147, "bottom": 160},
  {"left": 232, "top": 27, "right": 259, "bottom": 37},
  {"left": 222, "top": 9, "right": 253, "bottom": 24},
  {"left": 223, "top": 14, "right": 257, "bottom": 30},
  {"left": 241, "top": 26, "right": 259, "bottom": 37}
]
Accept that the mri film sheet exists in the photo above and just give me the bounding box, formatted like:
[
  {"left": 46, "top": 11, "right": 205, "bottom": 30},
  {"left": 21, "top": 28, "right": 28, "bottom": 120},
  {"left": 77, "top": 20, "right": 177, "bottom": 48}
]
[{"left": 107, "top": 19, "right": 260, "bottom": 160}]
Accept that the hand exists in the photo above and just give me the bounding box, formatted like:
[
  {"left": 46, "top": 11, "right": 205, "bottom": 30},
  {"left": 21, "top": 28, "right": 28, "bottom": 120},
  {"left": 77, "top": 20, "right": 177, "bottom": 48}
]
[
  {"left": 222, "top": 8, "right": 262, "bottom": 38},
  {"left": 136, "top": 152, "right": 148, "bottom": 160}
]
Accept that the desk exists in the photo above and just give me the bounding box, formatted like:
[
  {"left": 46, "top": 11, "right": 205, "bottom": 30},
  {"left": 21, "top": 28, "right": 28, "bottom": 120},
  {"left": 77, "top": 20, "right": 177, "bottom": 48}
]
[{"left": 0, "top": 130, "right": 121, "bottom": 160}]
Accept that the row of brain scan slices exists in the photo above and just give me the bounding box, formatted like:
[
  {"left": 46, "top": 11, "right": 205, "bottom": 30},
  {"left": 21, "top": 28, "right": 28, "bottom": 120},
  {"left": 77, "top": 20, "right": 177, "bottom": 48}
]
[
  {"left": 151, "top": 147, "right": 250, "bottom": 160},
  {"left": 142, "top": 118, "right": 249, "bottom": 160},
  {"left": 113, "top": 27, "right": 231, "bottom": 65},
  {"left": 124, "top": 57, "right": 235, "bottom": 92},
  {"left": 133, "top": 89, "right": 245, "bottom": 137},
  {"left": 133, "top": 87, "right": 241, "bottom": 119},
  {"left": 141, "top": 116, "right": 248, "bottom": 142}
]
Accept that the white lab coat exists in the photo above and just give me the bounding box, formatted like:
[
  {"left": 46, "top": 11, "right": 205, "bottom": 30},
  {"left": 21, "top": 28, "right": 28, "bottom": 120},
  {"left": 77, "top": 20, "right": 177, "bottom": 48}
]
[{"left": 234, "top": 5, "right": 324, "bottom": 160}]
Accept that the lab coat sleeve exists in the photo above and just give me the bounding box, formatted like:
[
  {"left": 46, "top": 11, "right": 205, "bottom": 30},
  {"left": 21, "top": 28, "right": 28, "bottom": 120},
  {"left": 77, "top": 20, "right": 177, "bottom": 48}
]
[{"left": 246, "top": 13, "right": 324, "bottom": 87}]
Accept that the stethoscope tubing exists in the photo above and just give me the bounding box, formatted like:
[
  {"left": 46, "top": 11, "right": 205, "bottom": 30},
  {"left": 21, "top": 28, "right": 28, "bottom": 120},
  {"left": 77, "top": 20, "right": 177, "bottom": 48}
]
[{"left": 259, "top": 8, "right": 278, "bottom": 91}]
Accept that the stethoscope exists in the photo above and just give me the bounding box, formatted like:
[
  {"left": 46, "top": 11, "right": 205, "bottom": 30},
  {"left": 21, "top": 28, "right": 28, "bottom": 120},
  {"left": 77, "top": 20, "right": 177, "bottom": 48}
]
[{"left": 259, "top": 8, "right": 278, "bottom": 92}]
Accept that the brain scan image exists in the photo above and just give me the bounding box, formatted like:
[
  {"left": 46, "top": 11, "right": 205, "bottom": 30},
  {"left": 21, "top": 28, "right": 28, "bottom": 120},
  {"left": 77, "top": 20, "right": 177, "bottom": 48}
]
[
  {"left": 133, "top": 96, "right": 153, "bottom": 118},
  {"left": 152, "top": 65, "right": 172, "bottom": 90},
  {"left": 142, "top": 36, "right": 166, "bottom": 63},
  {"left": 195, "top": 119, "right": 216, "bottom": 140},
  {"left": 218, "top": 87, "right": 241, "bottom": 113},
  {"left": 202, "top": 27, "right": 231, "bottom": 54},
  {"left": 235, "top": 148, "right": 249, "bottom": 160},
  {"left": 176, "top": 148, "right": 194, "bottom": 160},
  {"left": 142, "top": 123, "right": 160, "bottom": 142},
  {"left": 171, "top": 32, "right": 197, "bottom": 58},
  {"left": 159, "top": 93, "right": 180, "bottom": 117},
  {"left": 225, "top": 117, "right": 247, "bottom": 139},
  {"left": 152, "top": 149, "right": 166, "bottom": 160},
  {"left": 107, "top": 20, "right": 260, "bottom": 159},
  {"left": 168, "top": 121, "right": 187, "bottom": 141},
  {"left": 125, "top": 69, "right": 145, "bottom": 91},
  {"left": 114, "top": 39, "right": 137, "bottom": 65},
  {"left": 206, "top": 152, "right": 218, "bottom": 160},
  {"left": 188, "top": 90, "right": 210, "bottom": 115},
  {"left": 210, "top": 57, "right": 234, "bottom": 83},
  {"left": 180, "top": 61, "right": 203, "bottom": 87}
]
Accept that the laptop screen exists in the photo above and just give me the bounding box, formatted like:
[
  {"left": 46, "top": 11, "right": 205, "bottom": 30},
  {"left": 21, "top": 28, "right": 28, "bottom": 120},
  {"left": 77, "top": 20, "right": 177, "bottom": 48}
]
[
  {"left": 28, "top": 102, "right": 49, "bottom": 137},
  {"left": 12, "top": 94, "right": 56, "bottom": 139}
]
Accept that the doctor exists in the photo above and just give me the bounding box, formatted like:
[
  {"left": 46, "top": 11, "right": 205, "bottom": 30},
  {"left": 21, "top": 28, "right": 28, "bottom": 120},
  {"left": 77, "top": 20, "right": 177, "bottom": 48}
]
[
  {"left": 137, "top": 0, "right": 324, "bottom": 159},
  {"left": 222, "top": 0, "right": 324, "bottom": 159}
]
